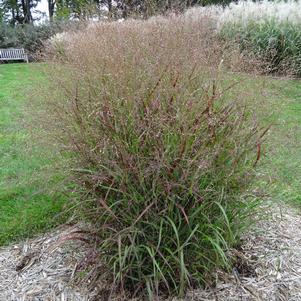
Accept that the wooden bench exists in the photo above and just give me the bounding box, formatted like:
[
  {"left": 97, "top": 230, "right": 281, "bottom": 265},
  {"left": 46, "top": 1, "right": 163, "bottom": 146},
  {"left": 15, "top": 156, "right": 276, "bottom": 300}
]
[{"left": 0, "top": 48, "right": 29, "bottom": 63}]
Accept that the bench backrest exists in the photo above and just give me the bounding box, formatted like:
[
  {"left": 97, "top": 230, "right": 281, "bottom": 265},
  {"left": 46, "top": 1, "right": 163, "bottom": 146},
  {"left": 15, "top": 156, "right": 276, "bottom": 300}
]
[{"left": 0, "top": 48, "right": 28, "bottom": 62}]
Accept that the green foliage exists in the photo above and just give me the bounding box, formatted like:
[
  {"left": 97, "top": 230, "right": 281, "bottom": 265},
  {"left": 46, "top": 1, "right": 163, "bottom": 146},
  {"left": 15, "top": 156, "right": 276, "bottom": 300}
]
[
  {"left": 1, "top": 0, "right": 38, "bottom": 24},
  {"left": 0, "top": 21, "right": 71, "bottom": 52},
  {"left": 220, "top": 19, "right": 301, "bottom": 76}
]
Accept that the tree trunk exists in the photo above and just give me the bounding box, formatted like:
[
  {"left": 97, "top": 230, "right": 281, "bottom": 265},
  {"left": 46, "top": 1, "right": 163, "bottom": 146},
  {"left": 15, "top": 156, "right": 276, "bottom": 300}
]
[
  {"left": 21, "top": 0, "right": 33, "bottom": 23},
  {"left": 48, "top": 0, "right": 55, "bottom": 21}
]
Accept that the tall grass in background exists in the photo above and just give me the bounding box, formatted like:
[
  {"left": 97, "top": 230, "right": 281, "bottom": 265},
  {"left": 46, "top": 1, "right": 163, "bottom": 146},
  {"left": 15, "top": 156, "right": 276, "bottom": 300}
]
[
  {"left": 40, "top": 14, "right": 265, "bottom": 297},
  {"left": 218, "top": 0, "right": 301, "bottom": 76}
]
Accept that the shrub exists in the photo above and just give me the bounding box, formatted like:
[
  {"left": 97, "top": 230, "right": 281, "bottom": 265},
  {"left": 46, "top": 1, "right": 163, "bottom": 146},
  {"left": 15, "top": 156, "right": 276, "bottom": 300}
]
[
  {"left": 218, "top": 0, "right": 301, "bottom": 76},
  {"left": 42, "top": 14, "right": 263, "bottom": 297},
  {"left": 0, "top": 21, "right": 79, "bottom": 54}
]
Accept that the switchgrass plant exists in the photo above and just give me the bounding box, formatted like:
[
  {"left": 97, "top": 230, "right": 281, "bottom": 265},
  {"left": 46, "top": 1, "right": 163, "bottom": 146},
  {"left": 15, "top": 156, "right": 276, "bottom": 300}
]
[
  {"left": 218, "top": 0, "right": 301, "bottom": 76},
  {"left": 41, "top": 14, "right": 265, "bottom": 297}
]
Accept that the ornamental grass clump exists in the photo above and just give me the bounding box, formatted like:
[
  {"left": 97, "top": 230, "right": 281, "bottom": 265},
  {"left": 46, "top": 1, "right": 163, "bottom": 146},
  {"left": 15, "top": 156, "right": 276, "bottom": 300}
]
[
  {"left": 43, "top": 14, "right": 264, "bottom": 297},
  {"left": 218, "top": 0, "right": 301, "bottom": 76}
]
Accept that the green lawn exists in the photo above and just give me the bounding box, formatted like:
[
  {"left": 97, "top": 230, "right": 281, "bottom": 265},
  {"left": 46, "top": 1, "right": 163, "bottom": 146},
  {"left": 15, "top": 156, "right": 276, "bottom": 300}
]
[
  {"left": 0, "top": 63, "right": 68, "bottom": 245},
  {"left": 0, "top": 63, "right": 300, "bottom": 246},
  {"left": 222, "top": 73, "right": 301, "bottom": 205},
  {"left": 247, "top": 77, "right": 301, "bottom": 204},
  {"left": 261, "top": 79, "right": 301, "bottom": 204}
]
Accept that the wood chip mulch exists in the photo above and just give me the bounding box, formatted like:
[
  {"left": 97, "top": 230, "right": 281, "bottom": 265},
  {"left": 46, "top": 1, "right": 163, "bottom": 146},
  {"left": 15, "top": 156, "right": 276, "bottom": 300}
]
[
  {"left": 0, "top": 225, "right": 93, "bottom": 301},
  {"left": 184, "top": 203, "right": 301, "bottom": 301},
  {"left": 1, "top": 202, "right": 301, "bottom": 301}
]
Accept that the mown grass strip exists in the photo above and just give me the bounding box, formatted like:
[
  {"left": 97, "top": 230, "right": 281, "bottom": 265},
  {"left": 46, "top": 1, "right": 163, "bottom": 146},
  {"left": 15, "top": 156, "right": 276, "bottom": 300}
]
[{"left": 0, "top": 63, "right": 67, "bottom": 245}]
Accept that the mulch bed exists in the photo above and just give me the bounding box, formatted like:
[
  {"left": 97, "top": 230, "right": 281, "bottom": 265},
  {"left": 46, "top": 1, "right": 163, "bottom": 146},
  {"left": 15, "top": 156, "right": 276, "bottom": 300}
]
[{"left": 1, "top": 202, "right": 301, "bottom": 301}]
